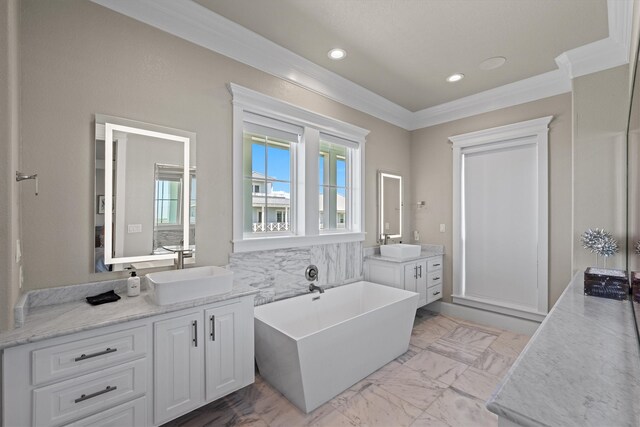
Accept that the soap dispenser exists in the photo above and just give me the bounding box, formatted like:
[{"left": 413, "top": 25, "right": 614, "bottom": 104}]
[{"left": 127, "top": 270, "right": 140, "bottom": 297}]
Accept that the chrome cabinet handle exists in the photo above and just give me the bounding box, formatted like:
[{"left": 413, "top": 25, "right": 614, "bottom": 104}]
[
  {"left": 418, "top": 265, "right": 422, "bottom": 278},
  {"left": 74, "top": 347, "right": 117, "bottom": 362},
  {"left": 74, "top": 386, "right": 117, "bottom": 403},
  {"left": 193, "top": 320, "right": 198, "bottom": 347},
  {"left": 433, "top": 263, "right": 441, "bottom": 267},
  {"left": 433, "top": 277, "right": 440, "bottom": 281},
  {"left": 433, "top": 291, "right": 441, "bottom": 296},
  {"left": 210, "top": 315, "right": 215, "bottom": 341}
]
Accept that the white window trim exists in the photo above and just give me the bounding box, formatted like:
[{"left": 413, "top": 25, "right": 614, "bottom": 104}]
[
  {"left": 450, "top": 116, "right": 551, "bottom": 321},
  {"left": 229, "top": 83, "right": 368, "bottom": 253}
]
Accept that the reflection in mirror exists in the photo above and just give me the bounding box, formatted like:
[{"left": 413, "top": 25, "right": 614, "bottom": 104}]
[
  {"left": 378, "top": 171, "right": 402, "bottom": 241},
  {"left": 627, "top": 41, "right": 640, "bottom": 333},
  {"left": 94, "top": 115, "right": 196, "bottom": 273}
]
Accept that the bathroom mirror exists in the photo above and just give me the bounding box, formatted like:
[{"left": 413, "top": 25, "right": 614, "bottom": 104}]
[
  {"left": 378, "top": 171, "right": 402, "bottom": 241},
  {"left": 627, "top": 40, "right": 640, "bottom": 333},
  {"left": 94, "top": 115, "right": 196, "bottom": 272}
]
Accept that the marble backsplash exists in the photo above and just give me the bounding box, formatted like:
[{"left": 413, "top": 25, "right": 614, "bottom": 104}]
[{"left": 229, "top": 241, "right": 363, "bottom": 305}]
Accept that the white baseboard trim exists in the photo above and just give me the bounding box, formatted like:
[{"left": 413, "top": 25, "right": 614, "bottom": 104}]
[{"left": 426, "top": 301, "right": 541, "bottom": 336}]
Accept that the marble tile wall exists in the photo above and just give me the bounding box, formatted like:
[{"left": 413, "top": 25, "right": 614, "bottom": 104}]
[{"left": 229, "top": 241, "right": 363, "bottom": 305}]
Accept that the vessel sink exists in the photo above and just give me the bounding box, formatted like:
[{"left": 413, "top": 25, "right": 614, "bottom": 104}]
[
  {"left": 146, "top": 265, "right": 233, "bottom": 305},
  {"left": 379, "top": 244, "right": 422, "bottom": 260}
]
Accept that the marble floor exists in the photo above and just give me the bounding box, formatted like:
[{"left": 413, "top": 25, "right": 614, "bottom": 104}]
[{"left": 163, "top": 308, "right": 530, "bottom": 427}]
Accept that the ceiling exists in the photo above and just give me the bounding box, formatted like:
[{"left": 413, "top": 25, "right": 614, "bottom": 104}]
[{"left": 195, "top": 0, "right": 609, "bottom": 112}]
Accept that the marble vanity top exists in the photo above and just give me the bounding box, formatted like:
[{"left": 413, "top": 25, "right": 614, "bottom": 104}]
[
  {"left": 365, "top": 244, "right": 444, "bottom": 263},
  {"left": 486, "top": 272, "right": 640, "bottom": 426},
  {"left": 0, "top": 283, "right": 259, "bottom": 351}
]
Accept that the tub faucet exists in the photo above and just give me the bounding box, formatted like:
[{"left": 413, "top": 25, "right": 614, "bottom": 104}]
[
  {"left": 309, "top": 283, "right": 324, "bottom": 294},
  {"left": 306, "top": 265, "right": 324, "bottom": 294}
]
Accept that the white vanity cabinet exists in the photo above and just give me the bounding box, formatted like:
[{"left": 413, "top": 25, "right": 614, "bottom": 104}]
[
  {"left": 2, "top": 294, "right": 256, "bottom": 427},
  {"left": 153, "top": 297, "right": 254, "bottom": 425},
  {"left": 365, "top": 254, "right": 443, "bottom": 307},
  {"left": 2, "top": 323, "right": 151, "bottom": 427}
]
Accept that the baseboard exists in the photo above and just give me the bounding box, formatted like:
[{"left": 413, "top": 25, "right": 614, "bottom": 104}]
[{"left": 427, "top": 301, "right": 541, "bottom": 336}]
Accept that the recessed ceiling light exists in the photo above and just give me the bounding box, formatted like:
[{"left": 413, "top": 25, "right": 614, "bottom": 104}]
[
  {"left": 480, "top": 56, "right": 507, "bottom": 70},
  {"left": 446, "top": 73, "right": 464, "bottom": 83},
  {"left": 328, "top": 48, "right": 346, "bottom": 60}
]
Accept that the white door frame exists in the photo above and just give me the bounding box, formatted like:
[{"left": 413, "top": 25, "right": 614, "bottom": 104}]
[{"left": 450, "top": 116, "right": 552, "bottom": 321}]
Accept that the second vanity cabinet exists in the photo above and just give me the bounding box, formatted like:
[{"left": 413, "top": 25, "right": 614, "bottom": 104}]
[
  {"left": 365, "top": 254, "right": 443, "bottom": 307},
  {"left": 2, "top": 294, "right": 255, "bottom": 427}
]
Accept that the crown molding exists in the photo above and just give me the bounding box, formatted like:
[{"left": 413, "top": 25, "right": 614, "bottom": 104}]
[
  {"left": 555, "top": 0, "right": 634, "bottom": 79},
  {"left": 90, "top": 0, "right": 412, "bottom": 130},
  {"left": 410, "top": 70, "right": 569, "bottom": 130},
  {"left": 91, "top": 0, "right": 633, "bottom": 131}
]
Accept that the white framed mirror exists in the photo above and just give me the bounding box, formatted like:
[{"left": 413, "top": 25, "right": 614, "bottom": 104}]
[
  {"left": 378, "top": 171, "right": 402, "bottom": 241},
  {"left": 94, "top": 115, "right": 196, "bottom": 272}
]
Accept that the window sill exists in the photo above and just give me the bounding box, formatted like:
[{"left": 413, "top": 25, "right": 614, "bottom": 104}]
[{"left": 232, "top": 232, "right": 365, "bottom": 253}]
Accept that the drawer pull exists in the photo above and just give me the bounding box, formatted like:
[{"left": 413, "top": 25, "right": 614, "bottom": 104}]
[
  {"left": 74, "top": 385, "right": 117, "bottom": 403},
  {"left": 433, "top": 291, "right": 441, "bottom": 296},
  {"left": 433, "top": 277, "right": 440, "bottom": 281},
  {"left": 74, "top": 347, "right": 117, "bottom": 362},
  {"left": 433, "top": 263, "right": 441, "bottom": 267},
  {"left": 210, "top": 315, "right": 215, "bottom": 341}
]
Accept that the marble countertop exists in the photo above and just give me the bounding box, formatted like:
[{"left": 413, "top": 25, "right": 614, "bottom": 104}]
[
  {"left": 0, "top": 284, "right": 259, "bottom": 351},
  {"left": 365, "top": 249, "right": 443, "bottom": 263},
  {"left": 486, "top": 272, "right": 640, "bottom": 426}
]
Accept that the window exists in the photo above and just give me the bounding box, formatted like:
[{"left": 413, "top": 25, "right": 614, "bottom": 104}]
[
  {"left": 243, "top": 123, "right": 296, "bottom": 235},
  {"left": 154, "top": 164, "right": 196, "bottom": 226},
  {"left": 231, "top": 83, "right": 368, "bottom": 252},
  {"left": 319, "top": 138, "right": 351, "bottom": 231}
]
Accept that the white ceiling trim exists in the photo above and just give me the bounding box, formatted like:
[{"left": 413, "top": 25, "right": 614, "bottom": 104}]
[
  {"left": 410, "top": 70, "right": 570, "bottom": 130},
  {"left": 91, "top": 0, "right": 633, "bottom": 131},
  {"left": 555, "top": 0, "right": 634, "bottom": 79},
  {"left": 90, "top": 0, "right": 413, "bottom": 129}
]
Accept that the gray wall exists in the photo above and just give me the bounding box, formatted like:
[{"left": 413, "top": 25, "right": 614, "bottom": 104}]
[
  {"left": 572, "top": 65, "right": 631, "bottom": 272},
  {"left": 411, "top": 93, "right": 573, "bottom": 308},
  {"left": 16, "top": 0, "right": 411, "bottom": 292}
]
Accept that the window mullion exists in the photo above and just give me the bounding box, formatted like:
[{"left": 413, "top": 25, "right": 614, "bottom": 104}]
[{"left": 303, "top": 127, "right": 319, "bottom": 237}]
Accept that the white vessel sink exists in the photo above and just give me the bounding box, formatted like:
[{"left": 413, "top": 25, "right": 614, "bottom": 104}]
[
  {"left": 146, "top": 265, "right": 233, "bottom": 305},
  {"left": 379, "top": 244, "right": 422, "bottom": 260}
]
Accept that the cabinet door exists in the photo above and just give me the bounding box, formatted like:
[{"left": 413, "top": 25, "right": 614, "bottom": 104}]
[
  {"left": 205, "top": 302, "right": 243, "bottom": 402},
  {"left": 154, "top": 312, "right": 203, "bottom": 425},
  {"left": 403, "top": 264, "right": 417, "bottom": 293},
  {"left": 416, "top": 260, "right": 428, "bottom": 307}
]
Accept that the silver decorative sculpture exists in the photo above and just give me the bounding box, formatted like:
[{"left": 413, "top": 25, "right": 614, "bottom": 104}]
[{"left": 581, "top": 228, "right": 619, "bottom": 268}]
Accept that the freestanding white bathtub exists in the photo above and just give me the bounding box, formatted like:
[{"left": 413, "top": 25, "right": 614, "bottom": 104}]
[{"left": 254, "top": 281, "right": 418, "bottom": 413}]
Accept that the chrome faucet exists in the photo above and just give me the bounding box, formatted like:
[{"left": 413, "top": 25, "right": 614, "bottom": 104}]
[
  {"left": 174, "top": 249, "right": 193, "bottom": 269},
  {"left": 381, "top": 233, "right": 391, "bottom": 245},
  {"left": 163, "top": 246, "right": 193, "bottom": 269},
  {"left": 306, "top": 265, "right": 324, "bottom": 294}
]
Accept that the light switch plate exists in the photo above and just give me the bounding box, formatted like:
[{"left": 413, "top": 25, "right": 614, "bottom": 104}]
[
  {"left": 128, "top": 224, "right": 142, "bottom": 233},
  {"left": 439, "top": 224, "right": 446, "bottom": 233}
]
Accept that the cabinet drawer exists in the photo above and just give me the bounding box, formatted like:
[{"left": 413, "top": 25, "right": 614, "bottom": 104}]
[
  {"left": 427, "top": 271, "right": 443, "bottom": 287},
  {"left": 427, "top": 283, "right": 443, "bottom": 304},
  {"left": 32, "top": 326, "right": 147, "bottom": 386},
  {"left": 33, "top": 358, "right": 147, "bottom": 427},
  {"left": 427, "top": 256, "right": 443, "bottom": 272},
  {"left": 65, "top": 396, "right": 147, "bottom": 427}
]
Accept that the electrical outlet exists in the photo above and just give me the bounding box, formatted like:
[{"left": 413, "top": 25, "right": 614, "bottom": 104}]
[
  {"left": 414, "top": 230, "right": 420, "bottom": 241},
  {"left": 385, "top": 222, "right": 389, "bottom": 230},
  {"left": 440, "top": 224, "right": 446, "bottom": 233},
  {"left": 19, "top": 265, "right": 23, "bottom": 289},
  {"left": 15, "top": 239, "right": 21, "bottom": 263}
]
